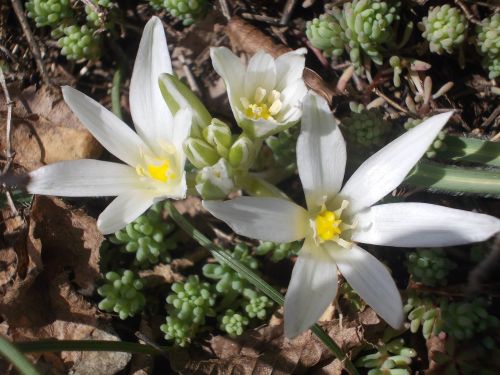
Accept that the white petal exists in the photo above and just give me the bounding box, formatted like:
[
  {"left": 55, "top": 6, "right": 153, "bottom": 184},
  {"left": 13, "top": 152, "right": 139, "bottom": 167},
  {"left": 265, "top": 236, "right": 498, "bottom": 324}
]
[
  {"left": 284, "top": 240, "right": 338, "bottom": 338},
  {"left": 28, "top": 160, "right": 143, "bottom": 197},
  {"left": 244, "top": 51, "right": 276, "bottom": 97},
  {"left": 171, "top": 108, "right": 192, "bottom": 153},
  {"left": 129, "top": 16, "right": 174, "bottom": 152},
  {"left": 280, "top": 79, "right": 308, "bottom": 111},
  {"left": 62, "top": 86, "right": 148, "bottom": 166},
  {"left": 341, "top": 112, "right": 454, "bottom": 213},
  {"left": 210, "top": 47, "right": 245, "bottom": 103},
  {"left": 331, "top": 244, "right": 404, "bottom": 329},
  {"left": 97, "top": 191, "right": 159, "bottom": 234},
  {"left": 275, "top": 48, "right": 306, "bottom": 92},
  {"left": 297, "top": 93, "right": 346, "bottom": 209},
  {"left": 203, "top": 197, "right": 308, "bottom": 243},
  {"left": 353, "top": 202, "right": 500, "bottom": 247}
]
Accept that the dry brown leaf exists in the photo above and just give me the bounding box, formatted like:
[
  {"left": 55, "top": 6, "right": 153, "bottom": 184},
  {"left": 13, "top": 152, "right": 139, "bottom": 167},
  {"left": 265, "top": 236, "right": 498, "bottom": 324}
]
[
  {"left": 0, "top": 84, "right": 102, "bottom": 171},
  {"left": 225, "top": 16, "right": 335, "bottom": 104},
  {"left": 171, "top": 308, "right": 383, "bottom": 375}
]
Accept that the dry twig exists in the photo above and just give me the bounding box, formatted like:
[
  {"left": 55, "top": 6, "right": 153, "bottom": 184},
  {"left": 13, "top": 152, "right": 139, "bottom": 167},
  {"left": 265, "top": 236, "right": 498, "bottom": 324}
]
[
  {"left": 454, "top": 0, "right": 481, "bottom": 25},
  {"left": 280, "top": 0, "right": 298, "bottom": 26}
]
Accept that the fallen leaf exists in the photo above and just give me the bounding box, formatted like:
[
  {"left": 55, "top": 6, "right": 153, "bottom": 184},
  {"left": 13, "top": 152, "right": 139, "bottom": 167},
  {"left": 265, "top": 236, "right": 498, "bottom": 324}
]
[{"left": 0, "top": 84, "right": 102, "bottom": 171}]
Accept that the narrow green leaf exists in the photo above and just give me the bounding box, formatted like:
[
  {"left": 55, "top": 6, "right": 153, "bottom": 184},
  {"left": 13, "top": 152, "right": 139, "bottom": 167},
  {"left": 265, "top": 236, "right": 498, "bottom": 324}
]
[
  {"left": 164, "top": 201, "right": 360, "bottom": 375},
  {"left": 0, "top": 336, "right": 41, "bottom": 375},
  {"left": 435, "top": 136, "right": 500, "bottom": 167}
]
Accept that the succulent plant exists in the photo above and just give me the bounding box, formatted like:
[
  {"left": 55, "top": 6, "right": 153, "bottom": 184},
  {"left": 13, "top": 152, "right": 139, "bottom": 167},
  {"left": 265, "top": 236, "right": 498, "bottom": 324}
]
[
  {"left": 243, "top": 293, "right": 273, "bottom": 320},
  {"left": 404, "top": 118, "right": 446, "bottom": 158},
  {"left": 110, "top": 203, "right": 179, "bottom": 266},
  {"left": 97, "top": 270, "right": 146, "bottom": 320},
  {"left": 419, "top": 5, "right": 467, "bottom": 55},
  {"left": 26, "top": 0, "right": 73, "bottom": 27},
  {"left": 343, "top": 109, "right": 388, "bottom": 147},
  {"left": 476, "top": 14, "right": 500, "bottom": 79},
  {"left": 220, "top": 309, "right": 249, "bottom": 337},
  {"left": 404, "top": 292, "right": 441, "bottom": 339},
  {"left": 406, "top": 248, "right": 456, "bottom": 286},
  {"left": 164, "top": 0, "right": 208, "bottom": 26},
  {"left": 255, "top": 240, "right": 301, "bottom": 262},
  {"left": 264, "top": 127, "right": 299, "bottom": 172},
  {"left": 160, "top": 316, "right": 193, "bottom": 347},
  {"left": 85, "top": 0, "right": 113, "bottom": 28},
  {"left": 306, "top": 14, "right": 346, "bottom": 58},
  {"left": 57, "top": 24, "right": 101, "bottom": 60},
  {"left": 339, "top": 281, "right": 366, "bottom": 312}
]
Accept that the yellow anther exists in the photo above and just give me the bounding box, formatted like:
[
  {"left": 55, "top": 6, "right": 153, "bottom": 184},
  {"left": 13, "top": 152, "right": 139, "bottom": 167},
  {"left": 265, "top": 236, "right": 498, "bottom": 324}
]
[
  {"left": 147, "top": 160, "right": 171, "bottom": 183},
  {"left": 269, "top": 100, "right": 282, "bottom": 116},
  {"left": 315, "top": 209, "right": 342, "bottom": 241},
  {"left": 245, "top": 103, "right": 271, "bottom": 120},
  {"left": 254, "top": 87, "right": 267, "bottom": 103}
]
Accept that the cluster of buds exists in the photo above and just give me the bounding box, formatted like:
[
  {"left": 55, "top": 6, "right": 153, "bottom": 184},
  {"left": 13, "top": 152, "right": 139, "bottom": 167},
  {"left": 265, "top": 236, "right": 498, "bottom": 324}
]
[
  {"left": 97, "top": 270, "right": 146, "bottom": 320},
  {"left": 109, "top": 203, "right": 179, "bottom": 266},
  {"left": 476, "top": 14, "right": 500, "bottom": 79}
]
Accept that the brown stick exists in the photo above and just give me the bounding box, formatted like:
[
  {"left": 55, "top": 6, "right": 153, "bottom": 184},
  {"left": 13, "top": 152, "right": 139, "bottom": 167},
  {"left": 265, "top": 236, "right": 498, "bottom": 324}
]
[
  {"left": 10, "top": 0, "right": 50, "bottom": 84},
  {"left": 454, "top": 0, "right": 481, "bottom": 25},
  {"left": 280, "top": 0, "right": 299, "bottom": 26}
]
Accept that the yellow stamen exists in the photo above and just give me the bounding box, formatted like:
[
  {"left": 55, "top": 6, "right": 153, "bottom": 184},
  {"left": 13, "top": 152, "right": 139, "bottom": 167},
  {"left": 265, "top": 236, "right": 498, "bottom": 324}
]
[
  {"left": 315, "top": 209, "right": 342, "bottom": 241},
  {"left": 136, "top": 158, "right": 175, "bottom": 183},
  {"left": 245, "top": 103, "right": 271, "bottom": 120}
]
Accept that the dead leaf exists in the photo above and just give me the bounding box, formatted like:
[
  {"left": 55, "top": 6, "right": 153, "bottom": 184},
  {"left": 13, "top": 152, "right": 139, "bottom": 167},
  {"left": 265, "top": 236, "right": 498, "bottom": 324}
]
[
  {"left": 225, "top": 16, "right": 335, "bottom": 104},
  {"left": 170, "top": 308, "right": 383, "bottom": 375},
  {"left": 0, "top": 84, "right": 102, "bottom": 171}
]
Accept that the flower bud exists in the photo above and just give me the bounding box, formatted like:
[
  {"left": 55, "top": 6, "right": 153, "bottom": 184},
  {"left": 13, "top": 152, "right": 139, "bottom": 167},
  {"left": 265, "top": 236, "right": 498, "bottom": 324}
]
[
  {"left": 183, "top": 137, "right": 220, "bottom": 168},
  {"left": 159, "top": 73, "right": 212, "bottom": 137},
  {"left": 228, "top": 135, "right": 255, "bottom": 170},
  {"left": 195, "top": 159, "right": 235, "bottom": 200},
  {"left": 202, "top": 118, "right": 233, "bottom": 157}
]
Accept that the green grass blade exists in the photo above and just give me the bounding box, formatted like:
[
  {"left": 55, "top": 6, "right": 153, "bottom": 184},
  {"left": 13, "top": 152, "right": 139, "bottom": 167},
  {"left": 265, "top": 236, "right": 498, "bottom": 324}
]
[
  {"left": 435, "top": 136, "right": 500, "bottom": 167},
  {"left": 164, "top": 201, "right": 360, "bottom": 375},
  {"left": 0, "top": 336, "right": 41, "bottom": 375}
]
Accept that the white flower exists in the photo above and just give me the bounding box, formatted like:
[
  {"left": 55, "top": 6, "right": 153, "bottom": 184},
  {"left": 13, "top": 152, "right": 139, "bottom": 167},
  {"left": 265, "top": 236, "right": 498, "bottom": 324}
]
[
  {"left": 203, "top": 93, "right": 500, "bottom": 338},
  {"left": 210, "top": 47, "right": 308, "bottom": 139},
  {"left": 27, "top": 17, "right": 191, "bottom": 234}
]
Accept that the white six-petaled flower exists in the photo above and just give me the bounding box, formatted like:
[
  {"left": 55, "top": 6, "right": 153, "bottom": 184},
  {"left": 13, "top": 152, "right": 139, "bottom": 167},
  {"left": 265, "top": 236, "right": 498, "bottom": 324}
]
[
  {"left": 210, "top": 47, "right": 308, "bottom": 139},
  {"left": 203, "top": 92, "right": 500, "bottom": 338},
  {"left": 27, "top": 17, "right": 191, "bottom": 234}
]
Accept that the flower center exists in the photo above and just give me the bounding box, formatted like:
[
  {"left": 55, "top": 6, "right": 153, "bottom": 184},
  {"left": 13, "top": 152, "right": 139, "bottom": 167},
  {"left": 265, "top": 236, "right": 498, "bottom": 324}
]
[
  {"left": 312, "top": 200, "right": 356, "bottom": 249},
  {"left": 136, "top": 150, "right": 177, "bottom": 184},
  {"left": 240, "top": 87, "right": 282, "bottom": 121}
]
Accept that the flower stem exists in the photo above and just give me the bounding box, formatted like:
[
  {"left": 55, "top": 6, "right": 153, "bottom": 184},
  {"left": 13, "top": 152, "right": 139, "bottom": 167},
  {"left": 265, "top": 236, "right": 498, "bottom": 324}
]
[
  {"left": 164, "top": 200, "right": 359, "bottom": 375},
  {"left": 0, "top": 336, "right": 41, "bottom": 375}
]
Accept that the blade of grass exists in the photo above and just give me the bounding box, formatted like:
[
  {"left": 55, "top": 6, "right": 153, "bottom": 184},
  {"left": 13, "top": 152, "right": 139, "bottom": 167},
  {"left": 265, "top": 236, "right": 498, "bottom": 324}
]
[
  {"left": 164, "top": 200, "right": 359, "bottom": 375},
  {"left": 0, "top": 335, "right": 41, "bottom": 375}
]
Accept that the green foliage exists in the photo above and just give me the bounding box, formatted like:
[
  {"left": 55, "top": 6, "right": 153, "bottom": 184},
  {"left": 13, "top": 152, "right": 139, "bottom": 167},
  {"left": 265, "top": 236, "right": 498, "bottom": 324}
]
[
  {"left": 404, "top": 292, "right": 440, "bottom": 339},
  {"left": 85, "top": 0, "right": 113, "bottom": 28},
  {"left": 220, "top": 309, "right": 249, "bottom": 338},
  {"left": 243, "top": 294, "right": 273, "bottom": 319},
  {"left": 339, "top": 281, "right": 365, "bottom": 312},
  {"left": 161, "top": 275, "right": 216, "bottom": 346},
  {"left": 203, "top": 243, "right": 258, "bottom": 294},
  {"left": 264, "top": 127, "right": 299, "bottom": 172},
  {"left": 440, "top": 298, "right": 499, "bottom": 341},
  {"left": 404, "top": 118, "right": 446, "bottom": 158},
  {"left": 57, "top": 24, "right": 101, "bottom": 60},
  {"left": 150, "top": 0, "right": 208, "bottom": 26},
  {"left": 98, "top": 270, "right": 146, "bottom": 320},
  {"left": 255, "top": 240, "right": 301, "bottom": 262},
  {"left": 26, "top": 0, "right": 73, "bottom": 27},
  {"left": 344, "top": 109, "right": 388, "bottom": 147},
  {"left": 406, "top": 248, "right": 456, "bottom": 286},
  {"left": 476, "top": 14, "right": 500, "bottom": 79},
  {"left": 306, "top": 0, "right": 402, "bottom": 70},
  {"left": 419, "top": 5, "right": 467, "bottom": 55},
  {"left": 356, "top": 330, "right": 416, "bottom": 375},
  {"left": 110, "top": 203, "right": 179, "bottom": 266}
]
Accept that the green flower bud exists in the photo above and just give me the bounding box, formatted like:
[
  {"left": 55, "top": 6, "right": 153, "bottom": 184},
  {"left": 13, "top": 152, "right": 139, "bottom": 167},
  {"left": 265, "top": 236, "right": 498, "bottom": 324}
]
[
  {"left": 202, "top": 118, "right": 233, "bottom": 157},
  {"left": 183, "top": 137, "right": 220, "bottom": 168},
  {"left": 476, "top": 14, "right": 500, "bottom": 79},
  {"left": 228, "top": 135, "right": 256, "bottom": 169},
  {"left": 195, "top": 158, "right": 235, "bottom": 200},
  {"left": 419, "top": 5, "right": 467, "bottom": 55},
  {"left": 159, "top": 73, "right": 212, "bottom": 138}
]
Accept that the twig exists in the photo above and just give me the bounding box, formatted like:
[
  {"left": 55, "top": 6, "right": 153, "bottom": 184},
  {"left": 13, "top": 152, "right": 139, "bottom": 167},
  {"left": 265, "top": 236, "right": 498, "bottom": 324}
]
[
  {"left": 0, "top": 67, "right": 18, "bottom": 216},
  {"left": 481, "top": 105, "right": 500, "bottom": 129},
  {"left": 373, "top": 88, "right": 410, "bottom": 114},
  {"left": 10, "top": 0, "right": 50, "bottom": 85},
  {"left": 454, "top": 0, "right": 481, "bottom": 25},
  {"left": 178, "top": 54, "right": 202, "bottom": 96},
  {"left": 280, "top": 0, "right": 298, "bottom": 26},
  {"left": 241, "top": 13, "right": 281, "bottom": 26},
  {"left": 218, "top": 0, "right": 231, "bottom": 21}
]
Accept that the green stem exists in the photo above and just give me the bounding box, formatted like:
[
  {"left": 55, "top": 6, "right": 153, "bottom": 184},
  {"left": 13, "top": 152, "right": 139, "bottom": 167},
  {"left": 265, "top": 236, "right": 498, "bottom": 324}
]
[
  {"left": 236, "top": 173, "right": 290, "bottom": 200},
  {"left": 435, "top": 136, "right": 500, "bottom": 168},
  {"left": 15, "top": 340, "right": 166, "bottom": 356},
  {"left": 164, "top": 201, "right": 359, "bottom": 375},
  {"left": 111, "top": 67, "right": 123, "bottom": 120},
  {"left": 0, "top": 336, "right": 41, "bottom": 375},
  {"left": 405, "top": 160, "right": 500, "bottom": 197}
]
